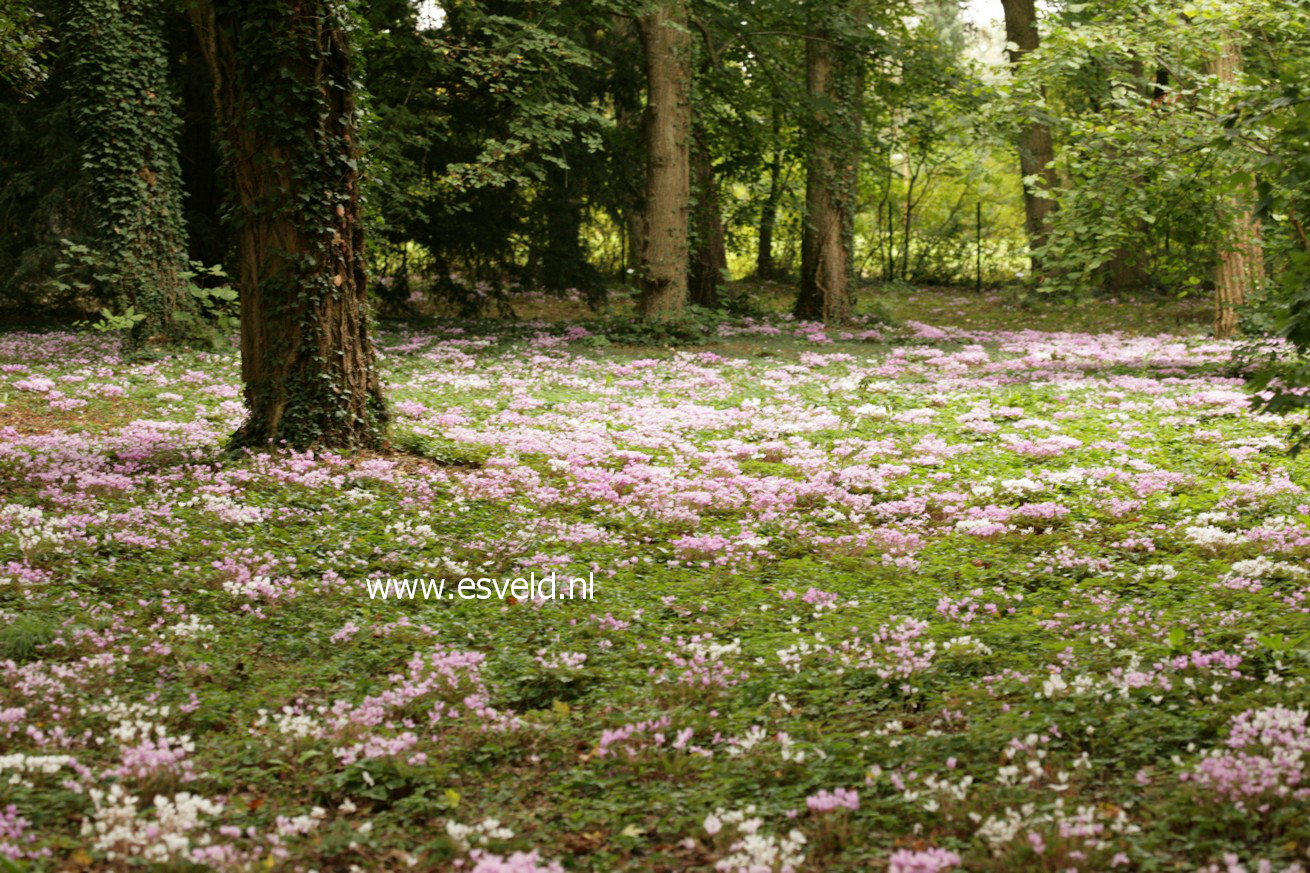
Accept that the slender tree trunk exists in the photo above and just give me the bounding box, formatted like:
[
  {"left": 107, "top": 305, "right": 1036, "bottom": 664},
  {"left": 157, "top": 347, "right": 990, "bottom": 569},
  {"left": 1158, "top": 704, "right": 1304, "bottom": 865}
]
[
  {"left": 612, "top": 22, "right": 647, "bottom": 277},
  {"left": 901, "top": 164, "right": 916, "bottom": 281},
  {"left": 169, "top": 11, "right": 227, "bottom": 270},
  {"left": 1209, "top": 39, "right": 1263, "bottom": 338},
  {"left": 1106, "top": 59, "right": 1150, "bottom": 292},
  {"left": 637, "top": 0, "right": 691, "bottom": 317},
  {"left": 1000, "top": 0, "right": 1059, "bottom": 271},
  {"left": 623, "top": 206, "right": 646, "bottom": 276},
  {"left": 795, "top": 11, "right": 853, "bottom": 324},
  {"left": 537, "top": 166, "right": 599, "bottom": 299},
  {"left": 1107, "top": 241, "right": 1149, "bottom": 292},
  {"left": 756, "top": 107, "right": 783, "bottom": 280},
  {"left": 190, "top": 0, "right": 387, "bottom": 449},
  {"left": 68, "top": 0, "right": 194, "bottom": 348},
  {"left": 689, "top": 139, "right": 726, "bottom": 307}
]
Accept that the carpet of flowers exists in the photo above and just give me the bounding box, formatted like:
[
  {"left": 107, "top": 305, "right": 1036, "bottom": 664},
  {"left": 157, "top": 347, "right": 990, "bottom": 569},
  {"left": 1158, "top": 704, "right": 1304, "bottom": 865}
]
[{"left": 1, "top": 298, "right": 1308, "bottom": 871}]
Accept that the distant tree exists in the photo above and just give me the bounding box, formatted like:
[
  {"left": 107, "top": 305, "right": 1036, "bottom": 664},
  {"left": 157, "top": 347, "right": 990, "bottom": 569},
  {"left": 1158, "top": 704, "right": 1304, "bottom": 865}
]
[
  {"left": 795, "top": 1, "right": 858, "bottom": 323},
  {"left": 689, "top": 134, "right": 726, "bottom": 307},
  {"left": 1000, "top": 0, "right": 1059, "bottom": 271},
  {"left": 189, "top": 0, "right": 387, "bottom": 448},
  {"left": 637, "top": 0, "right": 692, "bottom": 317},
  {"left": 1209, "top": 36, "right": 1263, "bottom": 338},
  {"left": 755, "top": 107, "right": 786, "bottom": 280}
]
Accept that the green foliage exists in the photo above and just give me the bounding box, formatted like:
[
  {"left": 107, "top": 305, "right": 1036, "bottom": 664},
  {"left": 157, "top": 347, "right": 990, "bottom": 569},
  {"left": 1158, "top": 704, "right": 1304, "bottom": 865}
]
[
  {"left": 173, "top": 262, "right": 239, "bottom": 341},
  {"left": 0, "top": 0, "right": 47, "bottom": 98},
  {"left": 358, "top": 0, "right": 615, "bottom": 312},
  {"left": 0, "top": 612, "right": 56, "bottom": 663},
  {"left": 586, "top": 305, "right": 731, "bottom": 346},
  {"left": 393, "top": 429, "right": 492, "bottom": 466},
  {"left": 991, "top": 0, "right": 1260, "bottom": 296},
  {"left": 57, "top": 240, "right": 235, "bottom": 342},
  {"left": 1235, "top": 1, "right": 1310, "bottom": 444}
]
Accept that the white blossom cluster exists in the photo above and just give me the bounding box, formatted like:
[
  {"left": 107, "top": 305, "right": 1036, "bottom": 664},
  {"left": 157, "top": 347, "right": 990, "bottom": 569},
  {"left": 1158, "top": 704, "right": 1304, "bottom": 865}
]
[{"left": 704, "top": 806, "right": 806, "bottom": 873}]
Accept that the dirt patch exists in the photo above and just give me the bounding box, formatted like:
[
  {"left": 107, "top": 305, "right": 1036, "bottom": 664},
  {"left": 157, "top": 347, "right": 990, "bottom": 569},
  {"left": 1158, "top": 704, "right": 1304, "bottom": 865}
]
[{"left": 0, "top": 397, "right": 149, "bottom": 435}]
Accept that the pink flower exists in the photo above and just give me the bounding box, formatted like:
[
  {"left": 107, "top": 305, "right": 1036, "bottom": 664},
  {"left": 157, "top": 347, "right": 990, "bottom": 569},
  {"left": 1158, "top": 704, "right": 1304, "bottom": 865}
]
[
  {"left": 888, "top": 847, "right": 961, "bottom": 873},
  {"left": 806, "top": 788, "right": 859, "bottom": 813}
]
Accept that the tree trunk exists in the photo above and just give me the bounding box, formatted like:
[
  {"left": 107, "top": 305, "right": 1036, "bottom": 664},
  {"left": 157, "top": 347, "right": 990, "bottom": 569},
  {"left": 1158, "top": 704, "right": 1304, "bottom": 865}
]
[
  {"left": 169, "top": 11, "right": 227, "bottom": 270},
  {"left": 190, "top": 0, "right": 387, "bottom": 449},
  {"left": 538, "top": 166, "right": 600, "bottom": 300},
  {"left": 689, "top": 139, "right": 726, "bottom": 307},
  {"left": 1105, "top": 59, "right": 1150, "bottom": 292},
  {"left": 637, "top": 0, "right": 691, "bottom": 318},
  {"left": 1209, "top": 39, "right": 1263, "bottom": 338},
  {"left": 1107, "top": 241, "right": 1149, "bottom": 292},
  {"left": 756, "top": 107, "right": 783, "bottom": 280},
  {"left": 794, "top": 12, "right": 852, "bottom": 324},
  {"left": 68, "top": 0, "right": 194, "bottom": 348},
  {"left": 1000, "top": 0, "right": 1059, "bottom": 271},
  {"left": 612, "top": 21, "right": 647, "bottom": 277}
]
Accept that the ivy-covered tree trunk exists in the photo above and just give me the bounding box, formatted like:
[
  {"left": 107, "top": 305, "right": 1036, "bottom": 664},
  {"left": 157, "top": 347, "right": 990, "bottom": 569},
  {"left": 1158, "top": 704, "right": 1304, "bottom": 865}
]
[
  {"left": 795, "top": 11, "right": 853, "bottom": 324},
  {"left": 1000, "top": 0, "right": 1059, "bottom": 271},
  {"left": 1209, "top": 38, "right": 1263, "bottom": 339},
  {"left": 689, "top": 139, "right": 725, "bottom": 308},
  {"left": 189, "top": 0, "right": 387, "bottom": 449},
  {"left": 637, "top": 0, "right": 691, "bottom": 318},
  {"left": 68, "top": 0, "right": 194, "bottom": 347}
]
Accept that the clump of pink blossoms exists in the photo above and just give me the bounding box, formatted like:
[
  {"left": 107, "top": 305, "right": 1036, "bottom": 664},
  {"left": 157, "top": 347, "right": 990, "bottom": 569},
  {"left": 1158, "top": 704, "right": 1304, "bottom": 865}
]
[
  {"left": 887, "top": 847, "right": 962, "bottom": 873},
  {"left": 1182, "top": 706, "right": 1310, "bottom": 811},
  {"left": 806, "top": 788, "right": 859, "bottom": 813}
]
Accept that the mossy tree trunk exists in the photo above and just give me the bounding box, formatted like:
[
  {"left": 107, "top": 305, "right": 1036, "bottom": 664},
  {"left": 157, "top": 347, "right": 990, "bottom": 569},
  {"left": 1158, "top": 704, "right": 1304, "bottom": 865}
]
[
  {"left": 637, "top": 0, "right": 691, "bottom": 318},
  {"left": 190, "top": 0, "right": 387, "bottom": 449},
  {"left": 68, "top": 0, "right": 194, "bottom": 348},
  {"left": 1000, "top": 0, "right": 1059, "bottom": 272}
]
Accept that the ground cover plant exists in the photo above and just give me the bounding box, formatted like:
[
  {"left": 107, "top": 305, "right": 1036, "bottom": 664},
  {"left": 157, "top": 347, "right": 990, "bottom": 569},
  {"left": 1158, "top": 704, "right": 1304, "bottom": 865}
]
[{"left": 2, "top": 291, "right": 1308, "bottom": 872}]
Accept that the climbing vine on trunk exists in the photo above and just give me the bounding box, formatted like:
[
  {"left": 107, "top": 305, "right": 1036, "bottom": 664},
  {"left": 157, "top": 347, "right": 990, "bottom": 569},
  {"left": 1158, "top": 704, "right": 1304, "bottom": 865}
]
[
  {"left": 189, "top": 0, "right": 387, "bottom": 449},
  {"left": 67, "top": 0, "right": 194, "bottom": 348}
]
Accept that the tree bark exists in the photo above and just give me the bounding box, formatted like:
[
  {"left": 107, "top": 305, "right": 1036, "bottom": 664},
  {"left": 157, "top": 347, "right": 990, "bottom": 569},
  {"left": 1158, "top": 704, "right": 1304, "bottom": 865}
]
[
  {"left": 537, "top": 166, "right": 600, "bottom": 301},
  {"left": 794, "top": 12, "right": 853, "bottom": 324},
  {"left": 169, "top": 11, "right": 227, "bottom": 270},
  {"left": 1209, "top": 39, "right": 1263, "bottom": 338},
  {"left": 1107, "top": 242, "right": 1149, "bottom": 292},
  {"left": 756, "top": 107, "right": 783, "bottom": 280},
  {"left": 189, "top": 0, "right": 387, "bottom": 449},
  {"left": 1105, "top": 58, "right": 1150, "bottom": 292},
  {"left": 689, "top": 138, "right": 726, "bottom": 307},
  {"left": 612, "top": 16, "right": 647, "bottom": 277},
  {"left": 1000, "top": 0, "right": 1059, "bottom": 270},
  {"left": 637, "top": 0, "right": 692, "bottom": 318}
]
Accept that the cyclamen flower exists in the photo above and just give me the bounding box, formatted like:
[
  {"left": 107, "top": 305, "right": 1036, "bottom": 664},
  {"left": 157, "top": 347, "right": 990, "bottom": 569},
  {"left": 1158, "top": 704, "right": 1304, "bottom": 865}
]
[
  {"left": 887, "top": 847, "right": 962, "bottom": 873},
  {"left": 806, "top": 788, "right": 859, "bottom": 813},
  {"left": 1183, "top": 706, "right": 1310, "bottom": 809},
  {"left": 466, "top": 849, "right": 564, "bottom": 873},
  {"left": 0, "top": 805, "right": 46, "bottom": 861}
]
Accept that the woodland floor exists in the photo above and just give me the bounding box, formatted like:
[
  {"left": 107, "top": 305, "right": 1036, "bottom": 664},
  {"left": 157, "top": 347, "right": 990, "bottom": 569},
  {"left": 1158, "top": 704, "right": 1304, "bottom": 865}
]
[{"left": 1, "top": 287, "right": 1307, "bottom": 872}]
